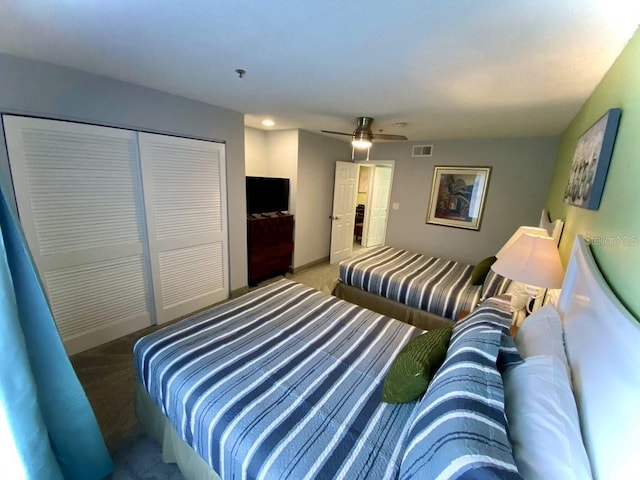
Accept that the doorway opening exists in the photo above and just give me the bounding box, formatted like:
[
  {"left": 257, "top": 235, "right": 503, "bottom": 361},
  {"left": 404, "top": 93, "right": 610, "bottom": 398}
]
[
  {"left": 329, "top": 160, "right": 394, "bottom": 264},
  {"left": 354, "top": 165, "right": 371, "bottom": 247}
]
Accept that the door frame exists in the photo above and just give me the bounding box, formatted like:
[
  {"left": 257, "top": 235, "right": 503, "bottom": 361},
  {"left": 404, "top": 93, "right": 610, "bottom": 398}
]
[{"left": 356, "top": 160, "right": 395, "bottom": 248}]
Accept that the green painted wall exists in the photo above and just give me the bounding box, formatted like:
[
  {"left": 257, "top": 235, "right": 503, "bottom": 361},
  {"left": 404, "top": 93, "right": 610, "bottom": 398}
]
[{"left": 545, "top": 28, "right": 640, "bottom": 318}]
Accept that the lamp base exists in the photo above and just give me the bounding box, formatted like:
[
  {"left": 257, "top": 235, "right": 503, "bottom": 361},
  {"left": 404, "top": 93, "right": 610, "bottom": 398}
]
[{"left": 508, "top": 284, "right": 545, "bottom": 327}]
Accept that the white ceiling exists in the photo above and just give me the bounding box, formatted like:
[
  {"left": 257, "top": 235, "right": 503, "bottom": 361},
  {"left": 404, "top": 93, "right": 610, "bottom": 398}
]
[{"left": 0, "top": 1, "right": 638, "bottom": 141}]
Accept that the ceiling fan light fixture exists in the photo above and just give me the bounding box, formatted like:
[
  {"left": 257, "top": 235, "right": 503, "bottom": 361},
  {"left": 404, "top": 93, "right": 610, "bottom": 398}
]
[
  {"left": 321, "top": 116, "right": 407, "bottom": 148},
  {"left": 352, "top": 131, "right": 373, "bottom": 149}
]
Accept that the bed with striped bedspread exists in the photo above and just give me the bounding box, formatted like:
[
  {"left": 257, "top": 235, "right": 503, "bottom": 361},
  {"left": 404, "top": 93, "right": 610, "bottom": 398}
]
[
  {"left": 134, "top": 279, "right": 424, "bottom": 480},
  {"left": 339, "top": 246, "right": 494, "bottom": 320},
  {"left": 134, "top": 279, "right": 520, "bottom": 480}
]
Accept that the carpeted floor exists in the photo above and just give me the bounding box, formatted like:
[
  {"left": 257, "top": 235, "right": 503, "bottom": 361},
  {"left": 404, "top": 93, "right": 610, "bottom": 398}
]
[
  {"left": 71, "top": 243, "right": 375, "bottom": 478},
  {"left": 110, "top": 435, "right": 183, "bottom": 480}
]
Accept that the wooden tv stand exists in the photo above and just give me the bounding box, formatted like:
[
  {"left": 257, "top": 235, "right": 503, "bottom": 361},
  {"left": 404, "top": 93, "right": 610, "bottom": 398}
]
[{"left": 247, "top": 214, "right": 294, "bottom": 286}]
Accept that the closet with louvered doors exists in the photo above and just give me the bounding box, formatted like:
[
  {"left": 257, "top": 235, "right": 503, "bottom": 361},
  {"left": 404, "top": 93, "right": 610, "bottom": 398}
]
[
  {"left": 138, "top": 133, "right": 228, "bottom": 325},
  {"left": 3, "top": 115, "right": 229, "bottom": 354}
]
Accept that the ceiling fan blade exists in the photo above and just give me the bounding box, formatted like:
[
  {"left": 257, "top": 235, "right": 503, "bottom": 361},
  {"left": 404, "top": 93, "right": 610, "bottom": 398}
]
[
  {"left": 321, "top": 130, "right": 353, "bottom": 137},
  {"left": 372, "top": 133, "right": 408, "bottom": 141}
]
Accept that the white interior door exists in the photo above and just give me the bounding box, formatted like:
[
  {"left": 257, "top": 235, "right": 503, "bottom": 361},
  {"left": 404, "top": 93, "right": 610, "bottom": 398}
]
[
  {"left": 329, "top": 161, "right": 358, "bottom": 264},
  {"left": 364, "top": 165, "right": 393, "bottom": 247},
  {"left": 359, "top": 165, "right": 374, "bottom": 246},
  {"left": 3, "top": 115, "right": 153, "bottom": 355},
  {"left": 138, "top": 133, "right": 228, "bottom": 324}
]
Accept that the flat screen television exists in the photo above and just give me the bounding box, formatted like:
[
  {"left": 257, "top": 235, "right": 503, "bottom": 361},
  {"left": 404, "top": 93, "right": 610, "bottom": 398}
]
[{"left": 246, "top": 176, "right": 290, "bottom": 215}]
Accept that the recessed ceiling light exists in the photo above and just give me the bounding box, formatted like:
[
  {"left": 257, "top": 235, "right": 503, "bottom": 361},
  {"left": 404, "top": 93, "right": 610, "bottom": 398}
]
[{"left": 262, "top": 119, "right": 275, "bottom": 127}]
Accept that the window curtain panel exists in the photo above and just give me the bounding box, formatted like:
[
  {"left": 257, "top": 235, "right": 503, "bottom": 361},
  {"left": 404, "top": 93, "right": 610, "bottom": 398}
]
[{"left": 0, "top": 189, "right": 112, "bottom": 480}]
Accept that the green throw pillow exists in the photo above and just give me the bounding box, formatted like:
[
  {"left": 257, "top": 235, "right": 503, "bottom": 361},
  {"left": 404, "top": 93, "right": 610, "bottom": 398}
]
[
  {"left": 382, "top": 326, "right": 453, "bottom": 404},
  {"left": 471, "top": 255, "right": 497, "bottom": 285}
]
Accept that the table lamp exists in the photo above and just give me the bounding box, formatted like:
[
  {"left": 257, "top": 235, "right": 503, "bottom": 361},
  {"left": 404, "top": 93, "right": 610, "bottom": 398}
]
[
  {"left": 492, "top": 233, "right": 564, "bottom": 324},
  {"left": 495, "top": 226, "right": 551, "bottom": 258}
]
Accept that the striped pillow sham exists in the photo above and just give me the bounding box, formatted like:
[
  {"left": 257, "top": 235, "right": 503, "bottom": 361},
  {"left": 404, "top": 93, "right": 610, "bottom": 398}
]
[{"left": 399, "top": 299, "right": 522, "bottom": 479}]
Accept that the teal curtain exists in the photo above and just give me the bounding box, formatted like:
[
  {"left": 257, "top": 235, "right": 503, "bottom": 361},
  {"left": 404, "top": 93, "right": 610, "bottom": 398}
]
[{"left": 0, "top": 189, "right": 113, "bottom": 480}]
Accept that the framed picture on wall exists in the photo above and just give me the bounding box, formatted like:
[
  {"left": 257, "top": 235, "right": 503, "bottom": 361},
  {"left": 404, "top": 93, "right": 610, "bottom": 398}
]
[
  {"left": 426, "top": 166, "right": 491, "bottom": 230},
  {"left": 563, "top": 108, "right": 622, "bottom": 210}
]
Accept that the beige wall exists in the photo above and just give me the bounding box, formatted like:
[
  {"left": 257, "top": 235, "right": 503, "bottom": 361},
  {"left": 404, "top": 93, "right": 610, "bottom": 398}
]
[
  {"left": 370, "top": 136, "right": 559, "bottom": 265},
  {"left": 246, "top": 129, "right": 557, "bottom": 268},
  {"left": 296, "top": 130, "right": 350, "bottom": 267},
  {"left": 244, "top": 127, "right": 269, "bottom": 176},
  {"left": 245, "top": 128, "right": 299, "bottom": 214},
  {"left": 265, "top": 130, "right": 299, "bottom": 215},
  {"left": 244, "top": 127, "right": 350, "bottom": 268}
]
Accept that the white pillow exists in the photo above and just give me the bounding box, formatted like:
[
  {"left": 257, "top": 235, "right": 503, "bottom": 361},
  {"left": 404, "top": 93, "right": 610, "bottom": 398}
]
[
  {"left": 515, "top": 304, "right": 570, "bottom": 375},
  {"left": 503, "top": 355, "right": 593, "bottom": 480}
]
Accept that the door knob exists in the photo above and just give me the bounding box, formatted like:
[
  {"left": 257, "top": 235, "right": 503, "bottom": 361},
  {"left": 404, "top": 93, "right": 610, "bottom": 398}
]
[{"left": 329, "top": 215, "right": 341, "bottom": 220}]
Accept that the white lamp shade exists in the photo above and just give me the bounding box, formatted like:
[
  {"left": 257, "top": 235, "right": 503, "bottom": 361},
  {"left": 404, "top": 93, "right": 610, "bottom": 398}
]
[
  {"left": 492, "top": 233, "right": 564, "bottom": 289},
  {"left": 496, "top": 226, "right": 551, "bottom": 258}
]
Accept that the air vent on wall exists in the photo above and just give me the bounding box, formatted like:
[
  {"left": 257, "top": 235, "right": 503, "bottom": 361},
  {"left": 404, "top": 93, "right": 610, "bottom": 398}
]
[{"left": 412, "top": 144, "right": 433, "bottom": 157}]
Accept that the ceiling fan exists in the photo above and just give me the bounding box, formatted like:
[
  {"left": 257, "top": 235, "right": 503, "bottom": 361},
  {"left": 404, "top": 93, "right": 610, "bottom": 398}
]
[{"left": 321, "top": 116, "right": 408, "bottom": 150}]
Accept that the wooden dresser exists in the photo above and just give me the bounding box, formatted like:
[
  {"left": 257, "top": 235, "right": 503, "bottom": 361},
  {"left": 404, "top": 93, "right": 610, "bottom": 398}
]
[{"left": 247, "top": 214, "right": 294, "bottom": 285}]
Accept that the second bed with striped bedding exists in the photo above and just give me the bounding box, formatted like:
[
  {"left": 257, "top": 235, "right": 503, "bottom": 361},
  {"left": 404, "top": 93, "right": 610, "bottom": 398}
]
[{"left": 339, "top": 246, "right": 509, "bottom": 320}]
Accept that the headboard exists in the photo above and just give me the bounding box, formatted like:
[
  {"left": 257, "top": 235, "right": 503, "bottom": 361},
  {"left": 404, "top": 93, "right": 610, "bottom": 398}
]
[
  {"left": 557, "top": 236, "right": 640, "bottom": 480},
  {"left": 539, "top": 209, "right": 564, "bottom": 244}
]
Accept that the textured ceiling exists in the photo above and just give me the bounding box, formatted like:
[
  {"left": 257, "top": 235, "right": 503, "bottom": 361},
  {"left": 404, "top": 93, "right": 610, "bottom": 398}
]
[{"left": 0, "top": 1, "right": 638, "bottom": 141}]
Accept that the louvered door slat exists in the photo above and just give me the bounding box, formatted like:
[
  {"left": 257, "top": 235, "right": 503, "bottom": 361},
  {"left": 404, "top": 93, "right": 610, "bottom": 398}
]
[
  {"left": 14, "top": 124, "right": 144, "bottom": 256},
  {"left": 158, "top": 242, "right": 224, "bottom": 308},
  {"left": 3, "top": 115, "right": 153, "bottom": 354},
  {"left": 139, "top": 133, "right": 228, "bottom": 324},
  {"left": 46, "top": 256, "right": 150, "bottom": 338},
  {"left": 148, "top": 143, "right": 223, "bottom": 240}
]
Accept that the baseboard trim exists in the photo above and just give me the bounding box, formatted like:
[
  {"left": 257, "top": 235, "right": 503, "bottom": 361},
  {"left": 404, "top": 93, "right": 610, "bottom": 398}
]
[
  {"left": 230, "top": 286, "right": 249, "bottom": 298},
  {"left": 64, "top": 313, "right": 151, "bottom": 356},
  {"left": 291, "top": 256, "right": 330, "bottom": 274}
]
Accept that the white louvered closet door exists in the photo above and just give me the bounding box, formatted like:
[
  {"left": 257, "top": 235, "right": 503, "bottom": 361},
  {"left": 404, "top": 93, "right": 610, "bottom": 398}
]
[
  {"left": 3, "top": 115, "right": 154, "bottom": 354},
  {"left": 138, "top": 133, "right": 228, "bottom": 324}
]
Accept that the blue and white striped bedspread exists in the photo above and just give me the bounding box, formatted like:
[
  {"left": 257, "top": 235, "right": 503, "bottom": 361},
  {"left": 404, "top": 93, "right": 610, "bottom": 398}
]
[
  {"left": 134, "top": 279, "right": 424, "bottom": 480},
  {"left": 339, "top": 247, "right": 482, "bottom": 320}
]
